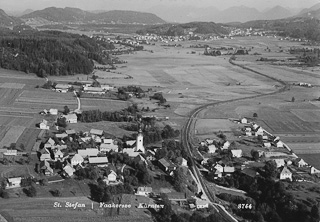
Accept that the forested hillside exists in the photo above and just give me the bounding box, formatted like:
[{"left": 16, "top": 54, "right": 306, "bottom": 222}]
[{"left": 0, "top": 29, "right": 114, "bottom": 77}]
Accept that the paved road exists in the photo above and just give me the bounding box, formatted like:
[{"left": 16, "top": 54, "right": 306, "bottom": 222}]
[{"left": 181, "top": 58, "right": 289, "bottom": 222}]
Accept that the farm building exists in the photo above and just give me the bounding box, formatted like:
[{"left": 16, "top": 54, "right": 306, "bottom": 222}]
[
  {"left": 100, "top": 143, "right": 118, "bottom": 152},
  {"left": 136, "top": 186, "right": 152, "bottom": 196},
  {"left": 71, "top": 154, "right": 84, "bottom": 166},
  {"left": 125, "top": 140, "right": 136, "bottom": 147},
  {"left": 7, "top": 177, "right": 22, "bottom": 189},
  {"left": 103, "top": 138, "right": 114, "bottom": 144},
  {"left": 62, "top": 114, "right": 77, "bottom": 123},
  {"left": 101, "top": 85, "right": 114, "bottom": 91},
  {"left": 55, "top": 84, "right": 70, "bottom": 93},
  {"left": 39, "top": 119, "right": 49, "bottom": 130},
  {"left": 78, "top": 148, "right": 99, "bottom": 158},
  {"left": 90, "top": 129, "right": 103, "bottom": 136},
  {"left": 88, "top": 157, "right": 109, "bottom": 167},
  {"left": 213, "top": 163, "right": 224, "bottom": 172},
  {"left": 246, "top": 132, "right": 252, "bottom": 136},
  {"left": 214, "top": 169, "right": 222, "bottom": 178},
  {"left": 264, "top": 152, "right": 288, "bottom": 158},
  {"left": 310, "top": 167, "right": 320, "bottom": 174},
  {"left": 279, "top": 167, "right": 292, "bottom": 181},
  {"left": 158, "top": 158, "right": 177, "bottom": 173},
  {"left": 40, "top": 148, "right": 52, "bottom": 161},
  {"left": 166, "top": 192, "right": 188, "bottom": 201},
  {"left": 83, "top": 86, "right": 105, "bottom": 95},
  {"left": 4, "top": 150, "right": 17, "bottom": 156}
]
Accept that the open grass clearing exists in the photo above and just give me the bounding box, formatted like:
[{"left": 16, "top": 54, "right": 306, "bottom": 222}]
[{"left": 0, "top": 126, "right": 26, "bottom": 148}]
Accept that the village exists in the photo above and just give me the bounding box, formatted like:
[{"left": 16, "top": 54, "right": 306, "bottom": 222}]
[{"left": 196, "top": 117, "right": 320, "bottom": 188}]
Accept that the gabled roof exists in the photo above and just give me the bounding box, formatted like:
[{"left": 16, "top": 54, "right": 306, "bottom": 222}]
[
  {"left": 241, "top": 168, "right": 257, "bottom": 178},
  {"left": 66, "top": 129, "right": 76, "bottom": 135},
  {"left": 8, "top": 177, "right": 22, "bottom": 183},
  {"left": 88, "top": 157, "right": 109, "bottom": 164},
  {"left": 280, "top": 167, "right": 292, "bottom": 175},
  {"left": 71, "top": 154, "right": 84, "bottom": 162},
  {"left": 56, "top": 133, "right": 68, "bottom": 138},
  {"left": 137, "top": 186, "right": 152, "bottom": 192},
  {"left": 231, "top": 149, "right": 242, "bottom": 156},
  {"left": 90, "top": 129, "right": 103, "bottom": 136},
  {"left": 223, "top": 166, "right": 235, "bottom": 173},
  {"left": 78, "top": 148, "right": 99, "bottom": 157},
  {"left": 63, "top": 165, "right": 75, "bottom": 176},
  {"left": 55, "top": 84, "right": 69, "bottom": 89},
  {"left": 159, "top": 158, "right": 176, "bottom": 168},
  {"left": 63, "top": 113, "right": 77, "bottom": 120},
  {"left": 48, "top": 138, "right": 55, "bottom": 146}
]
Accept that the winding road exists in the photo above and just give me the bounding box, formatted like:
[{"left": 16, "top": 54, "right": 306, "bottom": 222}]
[{"left": 181, "top": 58, "right": 289, "bottom": 222}]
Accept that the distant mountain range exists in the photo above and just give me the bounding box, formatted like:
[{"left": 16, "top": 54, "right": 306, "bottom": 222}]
[
  {"left": 20, "top": 7, "right": 165, "bottom": 25},
  {"left": 146, "top": 4, "right": 320, "bottom": 23}
]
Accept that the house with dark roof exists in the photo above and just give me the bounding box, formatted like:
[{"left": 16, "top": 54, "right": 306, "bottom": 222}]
[{"left": 158, "top": 158, "right": 177, "bottom": 173}]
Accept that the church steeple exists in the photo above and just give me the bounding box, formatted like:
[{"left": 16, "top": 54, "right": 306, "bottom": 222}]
[{"left": 135, "top": 124, "right": 145, "bottom": 153}]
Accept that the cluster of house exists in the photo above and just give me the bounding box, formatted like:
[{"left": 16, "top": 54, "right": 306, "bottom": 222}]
[
  {"left": 39, "top": 112, "right": 78, "bottom": 130},
  {"left": 293, "top": 82, "right": 312, "bottom": 87},
  {"left": 135, "top": 186, "right": 209, "bottom": 210},
  {"left": 198, "top": 117, "right": 319, "bottom": 182},
  {"left": 54, "top": 83, "right": 114, "bottom": 94}
]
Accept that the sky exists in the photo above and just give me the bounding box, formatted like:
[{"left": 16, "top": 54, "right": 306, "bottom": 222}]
[{"left": 1, "top": 0, "right": 319, "bottom": 12}]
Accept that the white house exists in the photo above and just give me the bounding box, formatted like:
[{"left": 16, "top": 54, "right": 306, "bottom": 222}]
[
  {"left": 107, "top": 170, "right": 117, "bottom": 182},
  {"left": 245, "top": 127, "right": 252, "bottom": 132},
  {"left": 310, "top": 167, "right": 320, "bottom": 174},
  {"left": 7, "top": 177, "right": 22, "bottom": 188},
  {"left": 56, "top": 133, "right": 68, "bottom": 139},
  {"left": 223, "top": 166, "right": 235, "bottom": 174},
  {"left": 208, "top": 144, "right": 217, "bottom": 154},
  {"left": 195, "top": 198, "right": 209, "bottom": 209},
  {"left": 222, "top": 141, "right": 230, "bottom": 150},
  {"left": 55, "top": 84, "right": 70, "bottom": 93},
  {"left": 4, "top": 150, "right": 17, "bottom": 156},
  {"left": 280, "top": 167, "right": 292, "bottom": 181},
  {"left": 241, "top": 118, "right": 248, "bottom": 124},
  {"left": 176, "top": 157, "right": 188, "bottom": 167},
  {"left": 213, "top": 163, "right": 224, "bottom": 172},
  {"left": 296, "top": 158, "right": 308, "bottom": 167},
  {"left": 264, "top": 142, "right": 271, "bottom": 148},
  {"left": 276, "top": 141, "right": 284, "bottom": 148},
  {"left": 246, "top": 132, "right": 253, "bottom": 136},
  {"left": 39, "top": 119, "right": 49, "bottom": 130},
  {"left": 62, "top": 114, "right": 77, "bottom": 123},
  {"left": 214, "top": 169, "right": 222, "bottom": 178},
  {"left": 49, "top": 109, "right": 58, "bottom": 115},
  {"left": 274, "top": 159, "right": 285, "bottom": 168},
  {"left": 71, "top": 154, "right": 84, "bottom": 166},
  {"left": 54, "top": 149, "right": 64, "bottom": 161},
  {"left": 231, "top": 149, "right": 242, "bottom": 158},
  {"left": 136, "top": 186, "right": 152, "bottom": 196},
  {"left": 63, "top": 164, "right": 75, "bottom": 177}
]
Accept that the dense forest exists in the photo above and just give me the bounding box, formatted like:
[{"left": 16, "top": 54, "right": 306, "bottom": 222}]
[{"left": 0, "top": 29, "right": 114, "bottom": 77}]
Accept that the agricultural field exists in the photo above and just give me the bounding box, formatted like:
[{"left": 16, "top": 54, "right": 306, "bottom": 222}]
[
  {"left": 15, "top": 128, "right": 42, "bottom": 152},
  {"left": 0, "top": 126, "right": 26, "bottom": 148},
  {"left": 80, "top": 98, "right": 130, "bottom": 111},
  {"left": 299, "top": 154, "right": 320, "bottom": 170},
  {"left": 195, "top": 119, "right": 240, "bottom": 134},
  {"left": 0, "top": 88, "right": 23, "bottom": 106}
]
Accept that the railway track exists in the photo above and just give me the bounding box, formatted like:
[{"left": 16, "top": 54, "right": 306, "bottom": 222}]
[{"left": 181, "top": 58, "right": 289, "bottom": 222}]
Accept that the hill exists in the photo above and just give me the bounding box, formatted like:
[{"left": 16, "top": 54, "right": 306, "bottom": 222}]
[
  {"left": 0, "top": 29, "right": 114, "bottom": 77},
  {"left": 262, "top": 6, "right": 293, "bottom": 20},
  {"left": 0, "top": 9, "right": 23, "bottom": 26},
  {"left": 21, "top": 7, "right": 165, "bottom": 25},
  {"left": 136, "top": 22, "right": 228, "bottom": 36},
  {"left": 92, "top": 10, "right": 165, "bottom": 24},
  {"left": 21, "top": 7, "right": 94, "bottom": 22},
  {"left": 298, "top": 8, "right": 320, "bottom": 20},
  {"left": 299, "top": 3, "right": 320, "bottom": 15},
  {"left": 233, "top": 17, "right": 320, "bottom": 42}
]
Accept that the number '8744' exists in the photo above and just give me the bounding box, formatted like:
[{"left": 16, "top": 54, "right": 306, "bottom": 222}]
[{"left": 238, "top": 203, "right": 253, "bottom": 209}]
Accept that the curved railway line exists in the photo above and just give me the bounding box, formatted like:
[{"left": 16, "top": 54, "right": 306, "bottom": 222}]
[{"left": 181, "top": 58, "right": 290, "bottom": 222}]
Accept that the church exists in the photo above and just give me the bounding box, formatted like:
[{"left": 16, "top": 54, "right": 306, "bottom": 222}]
[{"left": 122, "top": 128, "right": 145, "bottom": 157}]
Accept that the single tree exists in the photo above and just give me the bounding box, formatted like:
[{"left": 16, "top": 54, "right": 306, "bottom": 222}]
[
  {"left": 63, "top": 106, "right": 70, "bottom": 114},
  {"left": 253, "top": 113, "right": 258, "bottom": 118},
  {"left": 291, "top": 97, "right": 295, "bottom": 102}
]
